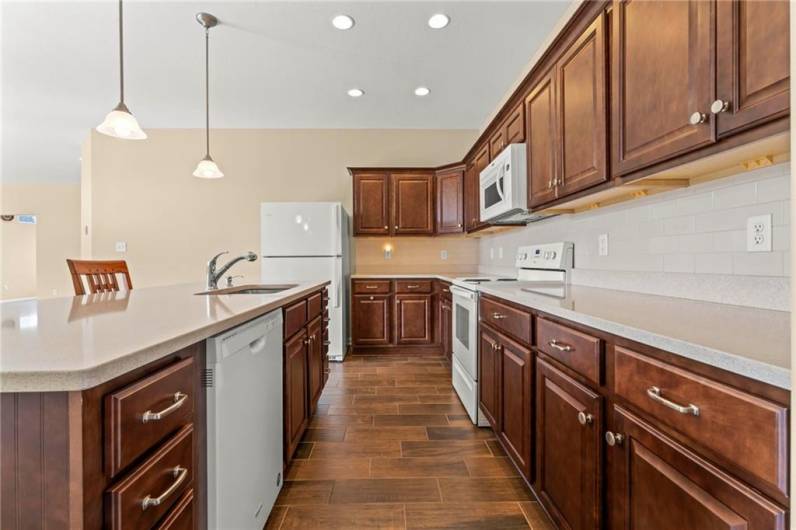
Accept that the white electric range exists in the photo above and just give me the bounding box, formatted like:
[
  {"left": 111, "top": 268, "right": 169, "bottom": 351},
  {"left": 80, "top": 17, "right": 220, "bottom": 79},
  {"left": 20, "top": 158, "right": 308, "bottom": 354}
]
[{"left": 450, "top": 242, "right": 574, "bottom": 426}]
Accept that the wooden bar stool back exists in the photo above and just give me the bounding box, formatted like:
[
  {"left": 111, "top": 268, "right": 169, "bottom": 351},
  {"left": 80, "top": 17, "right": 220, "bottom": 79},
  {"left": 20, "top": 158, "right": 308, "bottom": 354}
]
[{"left": 66, "top": 259, "right": 133, "bottom": 296}]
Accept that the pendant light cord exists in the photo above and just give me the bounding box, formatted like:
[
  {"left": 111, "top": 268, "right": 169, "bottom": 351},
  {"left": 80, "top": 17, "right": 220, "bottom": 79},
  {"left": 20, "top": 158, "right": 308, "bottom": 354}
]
[
  {"left": 205, "top": 27, "right": 210, "bottom": 156},
  {"left": 118, "top": 0, "right": 125, "bottom": 103}
]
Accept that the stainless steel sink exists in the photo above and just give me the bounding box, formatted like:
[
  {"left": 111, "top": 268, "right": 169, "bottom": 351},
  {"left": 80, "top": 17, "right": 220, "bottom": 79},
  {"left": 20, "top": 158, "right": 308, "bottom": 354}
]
[{"left": 195, "top": 284, "right": 297, "bottom": 295}]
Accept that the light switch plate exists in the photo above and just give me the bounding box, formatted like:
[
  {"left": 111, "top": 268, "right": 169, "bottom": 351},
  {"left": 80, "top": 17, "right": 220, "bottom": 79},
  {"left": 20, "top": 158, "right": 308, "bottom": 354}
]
[
  {"left": 115, "top": 241, "right": 127, "bottom": 253},
  {"left": 598, "top": 234, "right": 609, "bottom": 256},
  {"left": 440, "top": 250, "right": 448, "bottom": 260},
  {"left": 746, "top": 214, "right": 772, "bottom": 252},
  {"left": 384, "top": 247, "right": 392, "bottom": 260}
]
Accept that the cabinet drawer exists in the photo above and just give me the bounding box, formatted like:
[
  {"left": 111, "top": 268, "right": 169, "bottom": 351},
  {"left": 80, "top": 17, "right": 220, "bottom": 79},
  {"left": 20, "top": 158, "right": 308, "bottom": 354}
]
[
  {"left": 395, "top": 279, "right": 433, "bottom": 294},
  {"left": 107, "top": 425, "right": 194, "bottom": 530},
  {"left": 614, "top": 346, "right": 788, "bottom": 497},
  {"left": 353, "top": 279, "right": 392, "bottom": 294},
  {"left": 105, "top": 357, "right": 195, "bottom": 478},
  {"left": 284, "top": 299, "right": 308, "bottom": 338},
  {"left": 308, "top": 292, "right": 323, "bottom": 319},
  {"left": 480, "top": 297, "right": 532, "bottom": 344},
  {"left": 154, "top": 489, "right": 194, "bottom": 530},
  {"left": 535, "top": 317, "right": 601, "bottom": 384}
]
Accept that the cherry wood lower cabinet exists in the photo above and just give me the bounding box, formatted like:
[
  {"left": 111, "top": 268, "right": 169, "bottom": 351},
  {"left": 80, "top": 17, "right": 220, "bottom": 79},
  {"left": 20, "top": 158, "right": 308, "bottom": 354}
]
[
  {"left": 439, "top": 293, "right": 453, "bottom": 361},
  {"left": 351, "top": 279, "right": 444, "bottom": 354},
  {"left": 536, "top": 358, "right": 602, "bottom": 530},
  {"left": 307, "top": 315, "right": 324, "bottom": 413},
  {"left": 609, "top": 405, "right": 787, "bottom": 530},
  {"left": 475, "top": 293, "right": 789, "bottom": 530}
]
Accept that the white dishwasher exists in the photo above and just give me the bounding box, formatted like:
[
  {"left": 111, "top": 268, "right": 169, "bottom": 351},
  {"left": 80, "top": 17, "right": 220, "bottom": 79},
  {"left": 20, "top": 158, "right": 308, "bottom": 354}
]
[{"left": 206, "top": 310, "right": 283, "bottom": 530}]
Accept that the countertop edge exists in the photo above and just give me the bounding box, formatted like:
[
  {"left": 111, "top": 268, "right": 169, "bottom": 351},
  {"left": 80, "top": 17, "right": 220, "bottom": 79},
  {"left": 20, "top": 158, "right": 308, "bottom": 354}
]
[{"left": 0, "top": 281, "right": 330, "bottom": 393}]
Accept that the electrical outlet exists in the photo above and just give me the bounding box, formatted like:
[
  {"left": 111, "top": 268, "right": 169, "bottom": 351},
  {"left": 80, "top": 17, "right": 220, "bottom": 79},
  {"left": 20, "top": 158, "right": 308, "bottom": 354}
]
[
  {"left": 598, "top": 234, "right": 609, "bottom": 256},
  {"left": 440, "top": 250, "right": 448, "bottom": 260},
  {"left": 384, "top": 246, "right": 393, "bottom": 260},
  {"left": 746, "top": 214, "right": 772, "bottom": 252},
  {"left": 115, "top": 241, "right": 127, "bottom": 253}
]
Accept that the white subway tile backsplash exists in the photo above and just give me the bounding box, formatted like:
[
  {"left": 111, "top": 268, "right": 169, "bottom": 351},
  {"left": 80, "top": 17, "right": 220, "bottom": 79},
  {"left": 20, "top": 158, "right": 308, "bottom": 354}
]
[{"left": 477, "top": 162, "right": 791, "bottom": 310}]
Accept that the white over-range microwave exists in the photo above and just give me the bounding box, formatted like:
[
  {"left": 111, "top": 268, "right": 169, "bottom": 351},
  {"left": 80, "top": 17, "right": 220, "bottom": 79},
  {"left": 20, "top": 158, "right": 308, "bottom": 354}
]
[{"left": 479, "top": 143, "right": 528, "bottom": 223}]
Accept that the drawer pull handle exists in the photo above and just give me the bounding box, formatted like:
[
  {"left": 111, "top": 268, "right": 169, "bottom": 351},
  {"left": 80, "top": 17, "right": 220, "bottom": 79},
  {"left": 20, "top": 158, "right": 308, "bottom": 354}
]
[
  {"left": 142, "top": 392, "right": 188, "bottom": 423},
  {"left": 492, "top": 312, "right": 506, "bottom": 320},
  {"left": 365, "top": 285, "right": 378, "bottom": 289},
  {"left": 141, "top": 466, "right": 188, "bottom": 510},
  {"left": 577, "top": 412, "right": 593, "bottom": 426},
  {"left": 646, "top": 386, "right": 700, "bottom": 416},
  {"left": 548, "top": 340, "right": 573, "bottom": 352},
  {"left": 407, "top": 284, "right": 420, "bottom": 289}
]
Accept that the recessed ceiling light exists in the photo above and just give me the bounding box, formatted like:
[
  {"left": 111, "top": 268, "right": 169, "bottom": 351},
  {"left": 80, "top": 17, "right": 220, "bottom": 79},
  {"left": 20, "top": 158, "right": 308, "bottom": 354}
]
[
  {"left": 347, "top": 88, "right": 364, "bottom": 98},
  {"left": 428, "top": 14, "right": 450, "bottom": 29},
  {"left": 332, "top": 15, "right": 355, "bottom": 30},
  {"left": 414, "top": 86, "right": 430, "bottom": 97}
]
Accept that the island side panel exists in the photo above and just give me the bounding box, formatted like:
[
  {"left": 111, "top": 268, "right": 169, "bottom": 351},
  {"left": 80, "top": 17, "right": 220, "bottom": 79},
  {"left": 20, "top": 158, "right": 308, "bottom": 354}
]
[{"left": 1, "top": 391, "right": 80, "bottom": 529}]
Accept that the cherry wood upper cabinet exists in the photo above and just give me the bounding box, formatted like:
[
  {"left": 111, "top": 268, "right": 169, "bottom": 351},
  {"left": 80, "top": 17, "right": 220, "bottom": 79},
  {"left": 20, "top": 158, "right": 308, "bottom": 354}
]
[
  {"left": 536, "top": 358, "right": 602, "bottom": 530},
  {"left": 435, "top": 166, "right": 464, "bottom": 234},
  {"left": 352, "top": 294, "right": 392, "bottom": 346},
  {"left": 611, "top": 0, "right": 715, "bottom": 177},
  {"left": 463, "top": 161, "right": 480, "bottom": 232},
  {"left": 490, "top": 103, "right": 526, "bottom": 158},
  {"left": 526, "top": 71, "right": 558, "bottom": 208},
  {"left": 609, "top": 405, "right": 786, "bottom": 530},
  {"left": 557, "top": 12, "right": 608, "bottom": 197},
  {"left": 395, "top": 294, "right": 432, "bottom": 345},
  {"left": 353, "top": 172, "right": 390, "bottom": 235},
  {"left": 715, "top": 0, "right": 790, "bottom": 137},
  {"left": 392, "top": 172, "right": 434, "bottom": 235},
  {"left": 470, "top": 144, "right": 491, "bottom": 231}
]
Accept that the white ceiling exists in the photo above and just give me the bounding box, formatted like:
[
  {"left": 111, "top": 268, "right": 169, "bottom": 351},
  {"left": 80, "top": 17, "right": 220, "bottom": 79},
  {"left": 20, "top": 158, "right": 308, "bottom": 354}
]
[{"left": 2, "top": 0, "right": 571, "bottom": 183}]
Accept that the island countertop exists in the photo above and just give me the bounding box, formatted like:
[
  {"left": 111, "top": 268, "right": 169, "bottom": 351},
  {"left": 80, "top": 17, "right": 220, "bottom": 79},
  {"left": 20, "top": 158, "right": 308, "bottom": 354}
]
[{"left": 0, "top": 280, "right": 329, "bottom": 392}]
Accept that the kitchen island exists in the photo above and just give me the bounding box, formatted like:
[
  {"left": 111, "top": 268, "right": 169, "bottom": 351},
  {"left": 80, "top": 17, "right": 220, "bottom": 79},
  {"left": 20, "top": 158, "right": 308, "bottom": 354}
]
[{"left": 0, "top": 280, "right": 329, "bottom": 530}]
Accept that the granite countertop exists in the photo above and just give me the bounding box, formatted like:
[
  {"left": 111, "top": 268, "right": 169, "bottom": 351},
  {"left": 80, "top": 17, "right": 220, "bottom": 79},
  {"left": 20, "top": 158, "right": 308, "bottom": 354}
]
[
  {"left": 0, "top": 280, "right": 329, "bottom": 392},
  {"left": 353, "top": 273, "right": 790, "bottom": 390}
]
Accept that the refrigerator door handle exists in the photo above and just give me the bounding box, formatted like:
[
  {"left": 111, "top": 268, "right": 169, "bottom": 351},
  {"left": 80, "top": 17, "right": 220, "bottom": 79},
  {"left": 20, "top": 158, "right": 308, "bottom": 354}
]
[{"left": 334, "top": 257, "right": 342, "bottom": 308}]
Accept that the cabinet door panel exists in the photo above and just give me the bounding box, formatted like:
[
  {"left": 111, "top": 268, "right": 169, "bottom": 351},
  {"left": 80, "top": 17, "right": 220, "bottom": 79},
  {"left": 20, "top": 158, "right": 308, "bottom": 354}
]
[
  {"left": 610, "top": 406, "right": 786, "bottom": 530},
  {"left": 285, "top": 330, "right": 309, "bottom": 461},
  {"left": 490, "top": 129, "right": 506, "bottom": 160},
  {"left": 441, "top": 298, "right": 452, "bottom": 361},
  {"left": 307, "top": 315, "right": 324, "bottom": 413},
  {"left": 353, "top": 173, "right": 390, "bottom": 235},
  {"left": 395, "top": 294, "right": 432, "bottom": 345},
  {"left": 611, "top": 0, "right": 715, "bottom": 176},
  {"left": 537, "top": 358, "right": 601, "bottom": 530},
  {"left": 392, "top": 173, "right": 434, "bottom": 234},
  {"left": 505, "top": 103, "right": 526, "bottom": 144},
  {"left": 435, "top": 168, "right": 464, "bottom": 234},
  {"left": 716, "top": 0, "right": 790, "bottom": 136},
  {"left": 478, "top": 327, "right": 501, "bottom": 430},
  {"left": 464, "top": 162, "right": 480, "bottom": 231},
  {"left": 469, "top": 145, "right": 491, "bottom": 231},
  {"left": 558, "top": 12, "right": 608, "bottom": 196},
  {"left": 352, "top": 294, "right": 392, "bottom": 346},
  {"left": 499, "top": 333, "right": 533, "bottom": 480},
  {"left": 526, "top": 72, "right": 557, "bottom": 207}
]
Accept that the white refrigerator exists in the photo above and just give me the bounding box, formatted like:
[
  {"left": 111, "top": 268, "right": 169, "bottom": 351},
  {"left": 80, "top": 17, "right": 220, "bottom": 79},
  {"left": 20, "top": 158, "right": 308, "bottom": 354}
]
[{"left": 260, "top": 202, "right": 350, "bottom": 361}]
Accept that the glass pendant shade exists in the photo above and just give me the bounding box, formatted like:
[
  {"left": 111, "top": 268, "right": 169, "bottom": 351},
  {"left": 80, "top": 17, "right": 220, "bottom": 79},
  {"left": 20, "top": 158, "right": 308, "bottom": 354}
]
[
  {"left": 96, "top": 102, "right": 147, "bottom": 140},
  {"left": 193, "top": 155, "right": 224, "bottom": 179}
]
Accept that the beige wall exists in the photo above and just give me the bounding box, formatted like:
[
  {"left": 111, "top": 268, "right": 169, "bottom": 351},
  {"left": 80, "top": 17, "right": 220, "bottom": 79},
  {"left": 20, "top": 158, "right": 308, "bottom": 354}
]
[
  {"left": 354, "top": 236, "right": 479, "bottom": 275},
  {"left": 0, "top": 183, "right": 81, "bottom": 298},
  {"left": 0, "top": 218, "right": 37, "bottom": 300},
  {"left": 87, "top": 128, "right": 478, "bottom": 288}
]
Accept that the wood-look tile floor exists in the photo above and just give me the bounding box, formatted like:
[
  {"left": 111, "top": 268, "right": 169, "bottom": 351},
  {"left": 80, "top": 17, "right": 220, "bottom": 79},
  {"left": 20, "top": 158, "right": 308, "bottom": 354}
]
[{"left": 268, "top": 354, "right": 555, "bottom": 529}]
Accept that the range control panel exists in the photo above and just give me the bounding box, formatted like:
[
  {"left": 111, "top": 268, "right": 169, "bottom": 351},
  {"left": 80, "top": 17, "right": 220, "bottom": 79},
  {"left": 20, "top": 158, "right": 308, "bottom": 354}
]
[{"left": 515, "top": 242, "right": 574, "bottom": 270}]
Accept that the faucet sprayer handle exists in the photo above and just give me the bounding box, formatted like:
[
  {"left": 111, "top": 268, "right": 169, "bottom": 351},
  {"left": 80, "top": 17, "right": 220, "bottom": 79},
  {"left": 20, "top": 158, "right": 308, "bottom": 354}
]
[{"left": 246, "top": 251, "right": 258, "bottom": 261}]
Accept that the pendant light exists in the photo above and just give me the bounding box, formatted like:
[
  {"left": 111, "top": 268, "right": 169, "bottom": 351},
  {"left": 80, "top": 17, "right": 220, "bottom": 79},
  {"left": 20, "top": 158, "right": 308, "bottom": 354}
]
[
  {"left": 193, "top": 13, "right": 224, "bottom": 179},
  {"left": 96, "top": 0, "right": 146, "bottom": 140}
]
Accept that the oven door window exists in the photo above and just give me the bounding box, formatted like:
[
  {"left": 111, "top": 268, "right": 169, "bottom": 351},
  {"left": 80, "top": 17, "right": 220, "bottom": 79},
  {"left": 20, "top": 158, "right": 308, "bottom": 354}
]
[
  {"left": 483, "top": 176, "right": 504, "bottom": 210},
  {"left": 455, "top": 303, "right": 470, "bottom": 349}
]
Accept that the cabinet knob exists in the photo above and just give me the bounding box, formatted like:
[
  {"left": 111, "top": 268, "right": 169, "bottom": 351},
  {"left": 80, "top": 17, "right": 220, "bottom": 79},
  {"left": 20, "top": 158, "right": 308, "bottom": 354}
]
[
  {"left": 688, "top": 111, "right": 707, "bottom": 125},
  {"left": 394, "top": 225, "right": 398, "bottom": 230},
  {"left": 605, "top": 431, "right": 624, "bottom": 447},
  {"left": 710, "top": 99, "right": 730, "bottom": 114},
  {"left": 457, "top": 223, "right": 462, "bottom": 228},
  {"left": 383, "top": 225, "right": 388, "bottom": 230},
  {"left": 577, "top": 412, "right": 593, "bottom": 426},
  {"left": 369, "top": 296, "right": 374, "bottom": 300}
]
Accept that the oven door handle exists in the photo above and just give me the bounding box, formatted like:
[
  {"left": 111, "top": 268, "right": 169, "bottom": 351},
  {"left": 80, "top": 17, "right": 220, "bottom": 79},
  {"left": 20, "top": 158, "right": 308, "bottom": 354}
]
[{"left": 449, "top": 285, "right": 476, "bottom": 300}]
